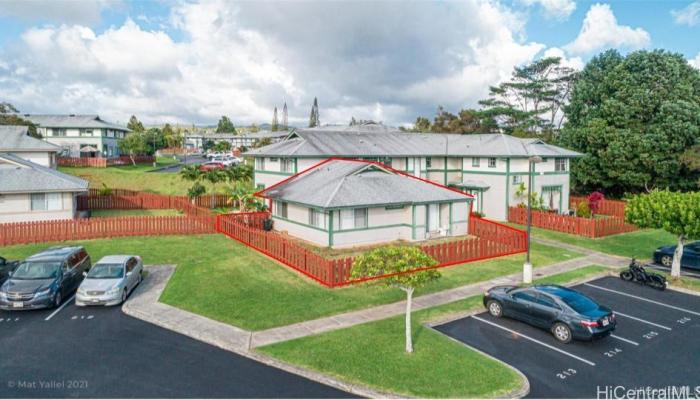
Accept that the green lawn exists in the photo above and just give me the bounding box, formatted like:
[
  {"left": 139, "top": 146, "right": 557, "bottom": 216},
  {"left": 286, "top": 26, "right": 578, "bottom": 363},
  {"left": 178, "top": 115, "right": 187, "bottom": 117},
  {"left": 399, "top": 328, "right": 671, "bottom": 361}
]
[
  {"left": 513, "top": 225, "right": 676, "bottom": 259},
  {"left": 259, "top": 265, "right": 609, "bottom": 398},
  {"left": 91, "top": 209, "right": 183, "bottom": 217},
  {"left": 0, "top": 235, "right": 580, "bottom": 330}
]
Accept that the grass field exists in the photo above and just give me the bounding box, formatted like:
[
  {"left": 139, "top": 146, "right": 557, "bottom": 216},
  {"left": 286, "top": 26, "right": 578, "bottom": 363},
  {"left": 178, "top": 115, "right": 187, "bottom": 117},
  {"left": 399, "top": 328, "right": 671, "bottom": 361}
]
[
  {"left": 0, "top": 235, "right": 580, "bottom": 330},
  {"left": 259, "top": 265, "right": 609, "bottom": 398},
  {"left": 90, "top": 209, "right": 183, "bottom": 217}
]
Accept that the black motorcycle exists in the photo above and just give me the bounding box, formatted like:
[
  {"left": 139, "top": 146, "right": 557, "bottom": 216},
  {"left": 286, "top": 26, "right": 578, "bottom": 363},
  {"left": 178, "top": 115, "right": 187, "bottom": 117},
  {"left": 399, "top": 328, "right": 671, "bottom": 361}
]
[{"left": 620, "top": 259, "right": 667, "bottom": 290}]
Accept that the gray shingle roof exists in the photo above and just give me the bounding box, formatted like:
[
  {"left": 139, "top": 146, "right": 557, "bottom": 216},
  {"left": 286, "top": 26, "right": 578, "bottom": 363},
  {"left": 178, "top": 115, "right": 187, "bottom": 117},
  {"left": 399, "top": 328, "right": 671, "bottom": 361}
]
[
  {"left": 0, "top": 153, "right": 88, "bottom": 193},
  {"left": 261, "top": 159, "right": 470, "bottom": 209},
  {"left": 0, "top": 125, "right": 60, "bottom": 152},
  {"left": 20, "top": 114, "right": 129, "bottom": 131},
  {"left": 244, "top": 126, "right": 582, "bottom": 158}
]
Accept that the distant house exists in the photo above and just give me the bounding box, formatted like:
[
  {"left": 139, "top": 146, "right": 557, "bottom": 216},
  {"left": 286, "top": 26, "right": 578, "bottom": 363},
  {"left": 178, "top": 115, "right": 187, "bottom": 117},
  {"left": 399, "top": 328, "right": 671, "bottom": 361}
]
[
  {"left": 0, "top": 125, "right": 88, "bottom": 223},
  {"left": 20, "top": 114, "right": 130, "bottom": 157},
  {"left": 257, "top": 158, "right": 472, "bottom": 248},
  {"left": 245, "top": 124, "right": 582, "bottom": 221},
  {"left": 185, "top": 129, "right": 291, "bottom": 150}
]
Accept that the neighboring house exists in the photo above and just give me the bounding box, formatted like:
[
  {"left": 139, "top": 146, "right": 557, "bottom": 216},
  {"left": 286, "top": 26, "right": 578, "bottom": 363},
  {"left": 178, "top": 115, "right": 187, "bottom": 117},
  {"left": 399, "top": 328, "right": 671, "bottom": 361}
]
[
  {"left": 20, "top": 114, "right": 130, "bottom": 157},
  {"left": 245, "top": 124, "right": 582, "bottom": 221},
  {"left": 0, "top": 153, "right": 88, "bottom": 223},
  {"left": 0, "top": 125, "right": 59, "bottom": 168},
  {"left": 185, "top": 130, "right": 291, "bottom": 150},
  {"left": 257, "top": 158, "right": 472, "bottom": 248}
]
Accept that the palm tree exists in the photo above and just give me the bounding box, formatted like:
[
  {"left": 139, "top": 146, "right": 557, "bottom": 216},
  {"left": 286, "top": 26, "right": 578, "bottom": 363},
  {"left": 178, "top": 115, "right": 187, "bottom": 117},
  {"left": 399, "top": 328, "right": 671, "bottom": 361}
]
[
  {"left": 224, "top": 163, "right": 253, "bottom": 183},
  {"left": 203, "top": 168, "right": 227, "bottom": 207},
  {"left": 179, "top": 165, "right": 203, "bottom": 203}
]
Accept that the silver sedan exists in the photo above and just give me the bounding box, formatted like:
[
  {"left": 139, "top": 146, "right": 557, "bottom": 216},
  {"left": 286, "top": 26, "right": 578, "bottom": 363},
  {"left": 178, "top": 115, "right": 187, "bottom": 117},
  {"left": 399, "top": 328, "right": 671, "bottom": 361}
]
[{"left": 76, "top": 255, "right": 143, "bottom": 306}]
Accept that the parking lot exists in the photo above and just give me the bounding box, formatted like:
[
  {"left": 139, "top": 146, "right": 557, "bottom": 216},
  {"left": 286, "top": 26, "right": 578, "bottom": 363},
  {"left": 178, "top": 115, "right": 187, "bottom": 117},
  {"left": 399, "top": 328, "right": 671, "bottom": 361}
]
[
  {"left": 434, "top": 276, "right": 700, "bottom": 398},
  {"left": 0, "top": 297, "right": 352, "bottom": 398}
]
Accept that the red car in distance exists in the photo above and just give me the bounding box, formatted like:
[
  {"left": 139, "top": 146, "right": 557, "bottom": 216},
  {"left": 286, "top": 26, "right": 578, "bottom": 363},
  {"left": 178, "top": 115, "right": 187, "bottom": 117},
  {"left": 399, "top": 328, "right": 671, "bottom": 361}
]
[{"left": 199, "top": 162, "right": 225, "bottom": 171}]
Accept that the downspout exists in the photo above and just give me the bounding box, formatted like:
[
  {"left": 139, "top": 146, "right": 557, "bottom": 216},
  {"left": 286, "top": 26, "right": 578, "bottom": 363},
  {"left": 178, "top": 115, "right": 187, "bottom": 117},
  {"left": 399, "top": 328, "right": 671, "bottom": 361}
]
[{"left": 505, "top": 158, "right": 511, "bottom": 220}]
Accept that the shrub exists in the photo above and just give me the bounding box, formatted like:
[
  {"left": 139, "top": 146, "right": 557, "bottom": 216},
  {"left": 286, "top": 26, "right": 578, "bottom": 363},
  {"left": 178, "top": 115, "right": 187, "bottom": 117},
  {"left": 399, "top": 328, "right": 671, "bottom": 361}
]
[{"left": 576, "top": 201, "right": 591, "bottom": 218}]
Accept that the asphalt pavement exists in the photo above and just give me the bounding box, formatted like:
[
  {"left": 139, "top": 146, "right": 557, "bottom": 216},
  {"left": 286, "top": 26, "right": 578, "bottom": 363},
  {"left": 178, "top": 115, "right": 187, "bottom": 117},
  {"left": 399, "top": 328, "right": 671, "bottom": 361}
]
[{"left": 150, "top": 155, "right": 208, "bottom": 173}]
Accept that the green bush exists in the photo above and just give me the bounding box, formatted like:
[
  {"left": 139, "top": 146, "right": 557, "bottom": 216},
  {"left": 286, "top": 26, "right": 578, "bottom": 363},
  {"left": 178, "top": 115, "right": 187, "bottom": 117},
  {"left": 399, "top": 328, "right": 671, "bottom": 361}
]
[{"left": 576, "top": 201, "right": 591, "bottom": 218}]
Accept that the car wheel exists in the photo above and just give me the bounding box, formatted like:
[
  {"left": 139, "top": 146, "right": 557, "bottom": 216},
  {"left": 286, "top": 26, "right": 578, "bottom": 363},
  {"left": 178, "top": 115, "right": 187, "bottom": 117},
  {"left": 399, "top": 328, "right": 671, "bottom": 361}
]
[
  {"left": 661, "top": 255, "right": 673, "bottom": 268},
  {"left": 552, "top": 322, "right": 572, "bottom": 344},
  {"left": 486, "top": 300, "right": 503, "bottom": 318},
  {"left": 53, "top": 291, "right": 62, "bottom": 308},
  {"left": 121, "top": 289, "right": 127, "bottom": 304}
]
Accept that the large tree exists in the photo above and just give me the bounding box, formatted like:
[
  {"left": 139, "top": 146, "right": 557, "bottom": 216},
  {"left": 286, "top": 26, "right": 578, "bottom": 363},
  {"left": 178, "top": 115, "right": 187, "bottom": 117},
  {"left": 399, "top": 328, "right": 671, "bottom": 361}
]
[
  {"left": 127, "top": 115, "right": 145, "bottom": 132},
  {"left": 559, "top": 50, "right": 700, "bottom": 196},
  {"left": 308, "top": 97, "right": 320, "bottom": 128},
  {"left": 216, "top": 116, "right": 237, "bottom": 134},
  {"left": 118, "top": 132, "right": 150, "bottom": 165},
  {"left": 626, "top": 190, "right": 700, "bottom": 278},
  {"left": 351, "top": 246, "right": 439, "bottom": 353},
  {"left": 0, "top": 102, "right": 40, "bottom": 138}
]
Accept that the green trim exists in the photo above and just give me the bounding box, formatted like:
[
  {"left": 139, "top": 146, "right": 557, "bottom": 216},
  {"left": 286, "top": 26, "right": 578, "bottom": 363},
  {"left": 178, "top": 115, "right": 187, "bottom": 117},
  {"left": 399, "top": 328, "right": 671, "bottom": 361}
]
[
  {"left": 254, "top": 170, "right": 294, "bottom": 176},
  {"left": 272, "top": 215, "right": 327, "bottom": 232},
  {"left": 328, "top": 210, "right": 334, "bottom": 246},
  {"left": 543, "top": 171, "right": 570, "bottom": 175},
  {"left": 335, "top": 223, "right": 412, "bottom": 233},
  {"left": 294, "top": 158, "right": 298, "bottom": 174},
  {"left": 505, "top": 159, "right": 511, "bottom": 217},
  {"left": 427, "top": 168, "right": 461, "bottom": 173},
  {"left": 449, "top": 202, "right": 453, "bottom": 235},
  {"left": 411, "top": 205, "right": 416, "bottom": 240}
]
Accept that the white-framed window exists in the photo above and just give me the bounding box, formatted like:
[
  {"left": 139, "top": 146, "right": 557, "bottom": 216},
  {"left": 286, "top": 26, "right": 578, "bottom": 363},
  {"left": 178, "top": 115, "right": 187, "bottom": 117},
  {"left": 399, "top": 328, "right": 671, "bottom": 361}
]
[
  {"left": 472, "top": 157, "right": 480, "bottom": 167},
  {"left": 406, "top": 158, "right": 414, "bottom": 171},
  {"left": 255, "top": 158, "right": 266, "bottom": 170},
  {"left": 555, "top": 158, "right": 567, "bottom": 172},
  {"left": 273, "top": 201, "right": 287, "bottom": 218},
  {"left": 52, "top": 128, "right": 66, "bottom": 137},
  {"left": 270, "top": 157, "right": 279, "bottom": 162},
  {"left": 79, "top": 129, "right": 93, "bottom": 137},
  {"left": 488, "top": 157, "right": 497, "bottom": 168},
  {"left": 354, "top": 208, "right": 368, "bottom": 228},
  {"left": 308, "top": 209, "right": 325, "bottom": 228},
  {"left": 30, "top": 193, "right": 62, "bottom": 211},
  {"left": 512, "top": 175, "right": 523, "bottom": 184},
  {"left": 425, "top": 157, "right": 432, "bottom": 168},
  {"left": 281, "top": 158, "right": 294, "bottom": 173},
  {"left": 335, "top": 208, "right": 368, "bottom": 230}
]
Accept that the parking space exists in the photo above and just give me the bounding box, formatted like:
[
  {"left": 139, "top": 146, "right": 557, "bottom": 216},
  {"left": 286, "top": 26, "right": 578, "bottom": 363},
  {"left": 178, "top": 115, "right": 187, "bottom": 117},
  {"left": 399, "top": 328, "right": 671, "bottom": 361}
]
[
  {"left": 0, "top": 294, "right": 352, "bottom": 398},
  {"left": 434, "top": 276, "right": 700, "bottom": 398},
  {"left": 648, "top": 263, "right": 700, "bottom": 279}
]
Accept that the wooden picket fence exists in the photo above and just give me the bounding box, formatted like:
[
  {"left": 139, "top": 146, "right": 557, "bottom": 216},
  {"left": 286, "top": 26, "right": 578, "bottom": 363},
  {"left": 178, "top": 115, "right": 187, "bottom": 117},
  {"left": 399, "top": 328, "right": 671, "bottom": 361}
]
[
  {"left": 216, "top": 212, "right": 527, "bottom": 288},
  {"left": 569, "top": 196, "right": 627, "bottom": 219},
  {"left": 508, "top": 207, "right": 636, "bottom": 238},
  {"left": 77, "top": 192, "right": 229, "bottom": 212},
  {"left": 57, "top": 156, "right": 155, "bottom": 168}
]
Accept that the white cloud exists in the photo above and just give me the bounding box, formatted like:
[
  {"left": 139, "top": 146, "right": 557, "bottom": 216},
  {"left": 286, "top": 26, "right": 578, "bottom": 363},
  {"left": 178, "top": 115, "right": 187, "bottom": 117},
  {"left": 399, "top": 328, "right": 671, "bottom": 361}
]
[
  {"left": 0, "top": 0, "right": 119, "bottom": 25},
  {"left": 690, "top": 53, "right": 700, "bottom": 69},
  {"left": 564, "top": 3, "right": 650, "bottom": 55},
  {"left": 672, "top": 1, "right": 700, "bottom": 26},
  {"left": 521, "top": 0, "right": 576, "bottom": 20},
  {"left": 0, "top": 0, "right": 552, "bottom": 126},
  {"left": 542, "top": 47, "right": 584, "bottom": 70}
]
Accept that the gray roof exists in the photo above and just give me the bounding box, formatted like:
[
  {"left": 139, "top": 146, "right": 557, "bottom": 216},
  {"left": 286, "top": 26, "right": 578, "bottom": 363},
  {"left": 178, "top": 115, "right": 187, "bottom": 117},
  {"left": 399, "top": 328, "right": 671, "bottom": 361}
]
[
  {"left": 261, "top": 159, "right": 470, "bottom": 209},
  {"left": 0, "top": 125, "right": 59, "bottom": 152},
  {"left": 20, "top": 114, "right": 129, "bottom": 131},
  {"left": 449, "top": 179, "right": 491, "bottom": 190},
  {"left": 189, "top": 129, "right": 292, "bottom": 139},
  {"left": 0, "top": 153, "right": 88, "bottom": 194},
  {"left": 244, "top": 126, "right": 582, "bottom": 158},
  {"left": 95, "top": 255, "right": 135, "bottom": 265}
]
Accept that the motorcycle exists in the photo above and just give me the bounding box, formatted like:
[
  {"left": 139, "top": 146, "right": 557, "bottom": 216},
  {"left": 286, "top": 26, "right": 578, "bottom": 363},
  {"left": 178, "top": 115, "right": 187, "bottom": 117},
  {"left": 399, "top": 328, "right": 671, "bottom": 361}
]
[{"left": 620, "top": 259, "right": 667, "bottom": 291}]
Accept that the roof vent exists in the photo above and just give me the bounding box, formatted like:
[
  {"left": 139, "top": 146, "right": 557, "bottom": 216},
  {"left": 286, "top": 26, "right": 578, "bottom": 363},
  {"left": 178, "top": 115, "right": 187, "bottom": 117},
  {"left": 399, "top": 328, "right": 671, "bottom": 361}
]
[{"left": 69, "top": 114, "right": 76, "bottom": 117}]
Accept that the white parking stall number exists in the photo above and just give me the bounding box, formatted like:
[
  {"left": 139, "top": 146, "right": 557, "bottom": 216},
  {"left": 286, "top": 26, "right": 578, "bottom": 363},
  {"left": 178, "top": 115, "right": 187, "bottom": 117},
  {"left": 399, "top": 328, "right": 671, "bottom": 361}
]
[
  {"left": 643, "top": 331, "right": 659, "bottom": 340},
  {"left": 556, "top": 368, "right": 577, "bottom": 380},
  {"left": 677, "top": 317, "right": 691, "bottom": 325},
  {"left": 604, "top": 348, "right": 623, "bottom": 358}
]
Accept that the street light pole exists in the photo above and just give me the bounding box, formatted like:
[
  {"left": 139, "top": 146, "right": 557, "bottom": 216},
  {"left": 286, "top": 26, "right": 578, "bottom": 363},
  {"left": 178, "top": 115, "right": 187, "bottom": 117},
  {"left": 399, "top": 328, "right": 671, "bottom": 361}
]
[{"left": 523, "top": 155, "right": 542, "bottom": 284}]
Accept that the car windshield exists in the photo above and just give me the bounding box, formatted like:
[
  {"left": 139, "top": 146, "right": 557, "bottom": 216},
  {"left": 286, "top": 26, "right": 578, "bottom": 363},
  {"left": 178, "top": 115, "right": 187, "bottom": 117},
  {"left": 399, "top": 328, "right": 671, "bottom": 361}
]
[
  {"left": 11, "top": 262, "right": 61, "bottom": 280},
  {"left": 87, "top": 264, "right": 124, "bottom": 279},
  {"left": 560, "top": 292, "right": 598, "bottom": 313}
]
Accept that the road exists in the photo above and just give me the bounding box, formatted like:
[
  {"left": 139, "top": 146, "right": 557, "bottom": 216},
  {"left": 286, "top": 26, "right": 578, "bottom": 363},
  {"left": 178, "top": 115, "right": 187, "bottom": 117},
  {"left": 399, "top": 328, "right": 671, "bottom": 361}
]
[{"left": 150, "top": 155, "right": 208, "bottom": 173}]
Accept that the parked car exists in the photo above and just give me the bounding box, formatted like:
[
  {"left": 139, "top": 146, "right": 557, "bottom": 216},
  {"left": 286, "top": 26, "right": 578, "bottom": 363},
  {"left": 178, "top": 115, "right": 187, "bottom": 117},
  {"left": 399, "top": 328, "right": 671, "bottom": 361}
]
[
  {"left": 211, "top": 155, "right": 237, "bottom": 166},
  {"left": 483, "top": 284, "right": 616, "bottom": 343},
  {"left": 199, "top": 162, "right": 225, "bottom": 171},
  {"left": 0, "top": 246, "right": 91, "bottom": 310},
  {"left": 653, "top": 241, "right": 700, "bottom": 270},
  {"left": 0, "top": 256, "right": 19, "bottom": 285},
  {"left": 76, "top": 255, "right": 143, "bottom": 306}
]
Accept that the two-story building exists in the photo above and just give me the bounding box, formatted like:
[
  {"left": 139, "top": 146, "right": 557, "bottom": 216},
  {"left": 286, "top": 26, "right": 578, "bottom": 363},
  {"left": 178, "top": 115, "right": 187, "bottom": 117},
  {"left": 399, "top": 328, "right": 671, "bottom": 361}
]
[
  {"left": 20, "top": 114, "right": 130, "bottom": 157},
  {"left": 185, "top": 130, "right": 291, "bottom": 151},
  {"left": 245, "top": 124, "right": 582, "bottom": 221}
]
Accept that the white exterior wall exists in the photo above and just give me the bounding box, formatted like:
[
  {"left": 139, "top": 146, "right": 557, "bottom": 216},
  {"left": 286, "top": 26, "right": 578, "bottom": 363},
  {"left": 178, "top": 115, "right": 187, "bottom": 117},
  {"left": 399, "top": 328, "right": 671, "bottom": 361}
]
[
  {"left": 12, "top": 151, "right": 55, "bottom": 168},
  {"left": 332, "top": 206, "right": 412, "bottom": 248},
  {"left": 272, "top": 202, "right": 329, "bottom": 246},
  {"left": 0, "top": 192, "right": 77, "bottom": 223}
]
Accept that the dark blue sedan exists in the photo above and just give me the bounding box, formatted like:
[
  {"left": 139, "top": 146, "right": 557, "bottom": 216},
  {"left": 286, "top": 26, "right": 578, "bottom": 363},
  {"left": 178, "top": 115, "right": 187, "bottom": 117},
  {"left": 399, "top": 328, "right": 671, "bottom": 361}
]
[
  {"left": 653, "top": 241, "right": 700, "bottom": 270},
  {"left": 483, "top": 284, "right": 616, "bottom": 343}
]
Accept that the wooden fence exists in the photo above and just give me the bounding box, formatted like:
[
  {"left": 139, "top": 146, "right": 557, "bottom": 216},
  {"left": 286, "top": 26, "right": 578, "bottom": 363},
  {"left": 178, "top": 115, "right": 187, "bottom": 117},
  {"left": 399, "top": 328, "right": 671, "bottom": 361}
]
[
  {"left": 216, "top": 212, "right": 527, "bottom": 288},
  {"left": 508, "top": 207, "right": 636, "bottom": 238},
  {"left": 0, "top": 215, "right": 216, "bottom": 246},
  {"left": 57, "top": 156, "right": 155, "bottom": 168},
  {"left": 569, "top": 196, "right": 627, "bottom": 219},
  {"left": 77, "top": 192, "right": 230, "bottom": 212}
]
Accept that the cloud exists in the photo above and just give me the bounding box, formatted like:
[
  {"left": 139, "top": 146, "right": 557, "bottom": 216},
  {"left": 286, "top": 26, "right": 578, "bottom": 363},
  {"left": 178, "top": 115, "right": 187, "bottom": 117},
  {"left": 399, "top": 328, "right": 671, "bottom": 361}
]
[
  {"left": 0, "top": 0, "right": 550, "bottom": 126},
  {"left": 564, "top": 3, "right": 650, "bottom": 55},
  {"left": 521, "top": 0, "right": 576, "bottom": 20},
  {"left": 0, "top": 0, "right": 119, "bottom": 25},
  {"left": 671, "top": 1, "right": 700, "bottom": 26},
  {"left": 690, "top": 53, "right": 700, "bottom": 69},
  {"left": 542, "top": 47, "right": 584, "bottom": 70}
]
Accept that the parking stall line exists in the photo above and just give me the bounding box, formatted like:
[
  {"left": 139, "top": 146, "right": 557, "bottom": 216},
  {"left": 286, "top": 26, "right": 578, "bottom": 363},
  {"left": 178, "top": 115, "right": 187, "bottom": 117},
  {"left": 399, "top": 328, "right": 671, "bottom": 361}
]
[
  {"left": 613, "top": 311, "right": 672, "bottom": 331},
  {"left": 44, "top": 295, "right": 75, "bottom": 321},
  {"left": 610, "top": 334, "right": 639, "bottom": 346},
  {"left": 471, "top": 315, "right": 596, "bottom": 366},
  {"left": 584, "top": 283, "right": 700, "bottom": 317}
]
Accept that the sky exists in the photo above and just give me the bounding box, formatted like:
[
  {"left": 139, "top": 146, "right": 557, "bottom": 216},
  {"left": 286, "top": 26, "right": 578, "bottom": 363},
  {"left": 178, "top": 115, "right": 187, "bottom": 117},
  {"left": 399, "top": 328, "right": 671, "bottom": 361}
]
[{"left": 0, "top": 0, "right": 698, "bottom": 128}]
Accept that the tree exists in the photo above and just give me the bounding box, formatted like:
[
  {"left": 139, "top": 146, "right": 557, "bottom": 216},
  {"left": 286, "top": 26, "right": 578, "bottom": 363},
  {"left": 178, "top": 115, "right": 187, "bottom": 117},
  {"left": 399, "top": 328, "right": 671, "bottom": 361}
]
[
  {"left": 202, "top": 168, "right": 227, "bottom": 204},
  {"left": 213, "top": 141, "right": 232, "bottom": 151},
  {"left": 216, "top": 116, "right": 237, "bottom": 134},
  {"left": 479, "top": 57, "right": 577, "bottom": 139},
  {"left": 179, "top": 165, "right": 204, "bottom": 202},
  {"left": 351, "top": 246, "right": 440, "bottom": 353},
  {"left": 252, "top": 137, "right": 272, "bottom": 148},
  {"left": 0, "top": 102, "right": 40, "bottom": 138},
  {"left": 308, "top": 97, "right": 320, "bottom": 127},
  {"left": 559, "top": 50, "right": 700, "bottom": 196},
  {"left": 143, "top": 127, "right": 165, "bottom": 154},
  {"left": 626, "top": 190, "right": 700, "bottom": 278},
  {"left": 225, "top": 182, "right": 261, "bottom": 211},
  {"left": 127, "top": 115, "right": 145, "bottom": 132},
  {"left": 282, "top": 102, "right": 288, "bottom": 130},
  {"left": 224, "top": 163, "right": 253, "bottom": 182},
  {"left": 271, "top": 107, "right": 279, "bottom": 132},
  {"left": 118, "top": 132, "right": 150, "bottom": 165},
  {"left": 165, "top": 125, "right": 183, "bottom": 148}
]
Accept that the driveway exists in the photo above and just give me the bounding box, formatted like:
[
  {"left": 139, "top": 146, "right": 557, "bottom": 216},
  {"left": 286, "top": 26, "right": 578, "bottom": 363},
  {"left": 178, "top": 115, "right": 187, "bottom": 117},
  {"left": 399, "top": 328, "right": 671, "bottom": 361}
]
[
  {"left": 434, "top": 276, "right": 700, "bottom": 398},
  {"left": 0, "top": 300, "right": 352, "bottom": 398}
]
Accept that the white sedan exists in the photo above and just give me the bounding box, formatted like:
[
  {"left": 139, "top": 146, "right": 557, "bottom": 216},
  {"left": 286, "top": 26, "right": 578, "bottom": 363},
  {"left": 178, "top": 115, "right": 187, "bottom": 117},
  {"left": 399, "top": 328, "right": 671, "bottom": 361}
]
[{"left": 76, "top": 255, "right": 143, "bottom": 306}]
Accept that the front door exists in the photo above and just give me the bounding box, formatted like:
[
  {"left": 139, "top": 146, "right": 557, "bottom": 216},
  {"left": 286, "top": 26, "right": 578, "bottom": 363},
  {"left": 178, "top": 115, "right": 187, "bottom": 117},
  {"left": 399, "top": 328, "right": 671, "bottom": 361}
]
[{"left": 427, "top": 204, "right": 439, "bottom": 232}]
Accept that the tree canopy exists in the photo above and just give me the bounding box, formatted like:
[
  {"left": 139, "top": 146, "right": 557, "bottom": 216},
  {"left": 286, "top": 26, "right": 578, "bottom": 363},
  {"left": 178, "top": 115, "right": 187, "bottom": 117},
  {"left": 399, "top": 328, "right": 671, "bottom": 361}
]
[
  {"left": 406, "top": 107, "right": 497, "bottom": 134},
  {"left": 0, "top": 102, "right": 40, "bottom": 138},
  {"left": 559, "top": 50, "right": 700, "bottom": 196},
  {"left": 308, "top": 97, "right": 320, "bottom": 128},
  {"left": 127, "top": 115, "right": 145, "bottom": 132},
  {"left": 216, "top": 116, "right": 237, "bottom": 134},
  {"left": 118, "top": 132, "right": 150, "bottom": 164}
]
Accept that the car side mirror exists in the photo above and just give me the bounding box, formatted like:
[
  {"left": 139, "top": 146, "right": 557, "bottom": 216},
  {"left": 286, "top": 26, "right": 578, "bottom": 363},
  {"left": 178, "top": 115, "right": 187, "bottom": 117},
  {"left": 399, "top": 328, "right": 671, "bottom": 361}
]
[
  {"left": 82, "top": 271, "right": 87, "bottom": 277},
  {"left": 126, "top": 271, "right": 132, "bottom": 277}
]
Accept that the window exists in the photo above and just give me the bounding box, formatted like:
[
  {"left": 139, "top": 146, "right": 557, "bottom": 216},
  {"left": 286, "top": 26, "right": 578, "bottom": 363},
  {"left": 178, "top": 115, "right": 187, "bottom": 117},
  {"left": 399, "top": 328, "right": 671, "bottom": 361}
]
[
  {"left": 106, "top": 130, "right": 114, "bottom": 138},
  {"left": 30, "top": 193, "right": 62, "bottom": 211},
  {"left": 281, "top": 158, "right": 294, "bottom": 173},
  {"left": 255, "top": 158, "right": 266, "bottom": 170},
  {"left": 425, "top": 157, "right": 432, "bottom": 168},
  {"left": 270, "top": 157, "right": 279, "bottom": 162},
  {"left": 536, "top": 294, "right": 560, "bottom": 309},
  {"left": 472, "top": 157, "right": 480, "bottom": 167},
  {"left": 256, "top": 183, "right": 265, "bottom": 190},
  {"left": 52, "top": 128, "right": 66, "bottom": 137},
  {"left": 406, "top": 158, "right": 414, "bottom": 171},
  {"left": 308, "top": 209, "right": 325, "bottom": 228},
  {"left": 354, "top": 208, "right": 368, "bottom": 228},
  {"left": 79, "top": 129, "right": 93, "bottom": 136},
  {"left": 512, "top": 289, "right": 538, "bottom": 303},
  {"left": 488, "top": 157, "right": 497, "bottom": 168},
  {"left": 126, "top": 258, "right": 138, "bottom": 273},
  {"left": 512, "top": 175, "right": 523, "bottom": 184},
  {"left": 273, "top": 201, "right": 287, "bottom": 218},
  {"left": 336, "top": 208, "right": 368, "bottom": 230},
  {"left": 378, "top": 157, "right": 392, "bottom": 167},
  {"left": 555, "top": 158, "right": 567, "bottom": 172}
]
